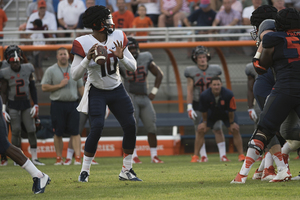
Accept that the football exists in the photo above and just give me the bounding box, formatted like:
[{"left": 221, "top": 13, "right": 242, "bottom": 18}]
[{"left": 93, "top": 45, "right": 107, "bottom": 65}]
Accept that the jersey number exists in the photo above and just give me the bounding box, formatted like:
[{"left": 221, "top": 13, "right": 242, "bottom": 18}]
[
  {"left": 195, "top": 77, "right": 211, "bottom": 92},
  {"left": 100, "top": 54, "right": 117, "bottom": 77},
  {"left": 286, "top": 37, "right": 300, "bottom": 63},
  {"left": 16, "top": 79, "right": 26, "bottom": 96},
  {"left": 126, "top": 66, "right": 146, "bottom": 83}
]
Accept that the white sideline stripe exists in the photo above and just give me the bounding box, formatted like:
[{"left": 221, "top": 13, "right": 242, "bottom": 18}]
[{"left": 21, "top": 135, "right": 180, "bottom": 143}]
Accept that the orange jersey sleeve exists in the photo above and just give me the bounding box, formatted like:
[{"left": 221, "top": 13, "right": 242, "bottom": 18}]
[{"left": 229, "top": 96, "right": 237, "bottom": 110}]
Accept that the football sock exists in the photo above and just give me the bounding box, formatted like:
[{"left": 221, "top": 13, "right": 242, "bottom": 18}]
[
  {"left": 282, "top": 142, "right": 292, "bottom": 155},
  {"left": 81, "top": 155, "right": 93, "bottom": 174},
  {"left": 239, "top": 139, "right": 262, "bottom": 176},
  {"left": 30, "top": 148, "right": 37, "bottom": 160},
  {"left": 257, "top": 154, "right": 266, "bottom": 171},
  {"left": 150, "top": 147, "right": 157, "bottom": 160},
  {"left": 22, "top": 159, "right": 43, "bottom": 178},
  {"left": 272, "top": 151, "right": 286, "bottom": 170},
  {"left": 122, "top": 153, "right": 132, "bottom": 172},
  {"left": 264, "top": 152, "right": 273, "bottom": 169},
  {"left": 199, "top": 143, "right": 207, "bottom": 158},
  {"left": 217, "top": 142, "right": 226, "bottom": 158},
  {"left": 133, "top": 149, "right": 138, "bottom": 158},
  {"left": 66, "top": 148, "right": 74, "bottom": 160}
]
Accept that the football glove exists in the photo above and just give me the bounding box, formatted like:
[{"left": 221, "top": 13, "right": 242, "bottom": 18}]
[
  {"left": 2, "top": 104, "right": 10, "bottom": 123},
  {"left": 30, "top": 104, "right": 39, "bottom": 118},
  {"left": 187, "top": 104, "right": 197, "bottom": 120},
  {"left": 248, "top": 108, "right": 257, "bottom": 122}
]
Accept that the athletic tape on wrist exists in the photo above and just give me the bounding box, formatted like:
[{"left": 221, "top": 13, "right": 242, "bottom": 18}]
[{"left": 151, "top": 87, "right": 158, "bottom": 95}]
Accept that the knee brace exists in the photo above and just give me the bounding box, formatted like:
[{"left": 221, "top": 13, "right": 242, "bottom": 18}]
[{"left": 248, "top": 128, "right": 271, "bottom": 154}]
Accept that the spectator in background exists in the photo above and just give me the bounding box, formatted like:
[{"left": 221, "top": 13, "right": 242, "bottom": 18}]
[
  {"left": 28, "top": 19, "right": 48, "bottom": 83},
  {"left": 41, "top": 47, "right": 84, "bottom": 165},
  {"left": 272, "top": 0, "right": 285, "bottom": 11},
  {"left": 219, "top": 0, "right": 243, "bottom": 13},
  {"left": 212, "top": 0, "right": 241, "bottom": 37},
  {"left": 138, "top": 0, "right": 161, "bottom": 26},
  {"left": 57, "top": 0, "right": 86, "bottom": 38},
  {"left": 26, "top": 0, "right": 55, "bottom": 18},
  {"left": 0, "top": 7, "right": 7, "bottom": 41},
  {"left": 26, "top": 0, "right": 57, "bottom": 33},
  {"left": 82, "top": 0, "right": 107, "bottom": 6},
  {"left": 158, "top": 0, "right": 190, "bottom": 27},
  {"left": 183, "top": 0, "right": 216, "bottom": 33},
  {"left": 76, "top": 0, "right": 96, "bottom": 36},
  {"left": 239, "top": 0, "right": 262, "bottom": 56},
  {"left": 112, "top": 0, "right": 135, "bottom": 29},
  {"left": 108, "top": 0, "right": 133, "bottom": 12},
  {"left": 210, "top": 0, "right": 222, "bottom": 11},
  {"left": 132, "top": 5, "right": 153, "bottom": 42}
]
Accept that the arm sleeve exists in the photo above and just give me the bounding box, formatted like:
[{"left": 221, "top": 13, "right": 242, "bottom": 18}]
[
  {"left": 118, "top": 47, "right": 137, "bottom": 72},
  {"left": 71, "top": 55, "right": 90, "bottom": 81},
  {"left": 228, "top": 95, "right": 237, "bottom": 111}
]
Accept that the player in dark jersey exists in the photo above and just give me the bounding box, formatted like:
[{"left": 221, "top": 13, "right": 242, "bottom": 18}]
[
  {"left": 233, "top": 8, "right": 300, "bottom": 183},
  {"left": 0, "top": 96, "right": 50, "bottom": 194},
  {"left": 244, "top": 5, "right": 283, "bottom": 181},
  {"left": 119, "top": 37, "right": 164, "bottom": 164},
  {"left": 0, "top": 45, "right": 44, "bottom": 166}
]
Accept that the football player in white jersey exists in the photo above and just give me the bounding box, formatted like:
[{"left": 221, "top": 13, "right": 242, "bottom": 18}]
[{"left": 71, "top": 5, "right": 142, "bottom": 182}]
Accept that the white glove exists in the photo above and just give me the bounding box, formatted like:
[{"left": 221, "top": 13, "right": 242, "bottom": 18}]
[
  {"left": 30, "top": 104, "right": 39, "bottom": 118},
  {"left": 248, "top": 108, "right": 257, "bottom": 122},
  {"left": 2, "top": 104, "right": 10, "bottom": 123},
  {"left": 187, "top": 104, "right": 197, "bottom": 120},
  {"left": 105, "top": 106, "right": 110, "bottom": 119}
]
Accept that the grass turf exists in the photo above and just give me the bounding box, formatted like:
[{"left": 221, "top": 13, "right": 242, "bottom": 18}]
[{"left": 1, "top": 153, "right": 300, "bottom": 200}]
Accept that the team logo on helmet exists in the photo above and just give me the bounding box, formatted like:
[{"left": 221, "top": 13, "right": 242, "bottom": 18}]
[{"left": 191, "top": 46, "right": 210, "bottom": 64}]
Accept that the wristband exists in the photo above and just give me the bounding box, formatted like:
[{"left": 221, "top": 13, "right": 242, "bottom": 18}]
[
  {"left": 151, "top": 87, "right": 158, "bottom": 95},
  {"left": 187, "top": 104, "right": 193, "bottom": 110},
  {"left": 254, "top": 52, "right": 261, "bottom": 59},
  {"left": 2, "top": 104, "right": 6, "bottom": 112}
]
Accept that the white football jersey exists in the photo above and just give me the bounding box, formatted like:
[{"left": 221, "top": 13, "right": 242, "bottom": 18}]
[{"left": 71, "top": 30, "right": 129, "bottom": 90}]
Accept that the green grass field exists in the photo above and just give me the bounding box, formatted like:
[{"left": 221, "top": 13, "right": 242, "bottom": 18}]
[{"left": 1, "top": 153, "right": 300, "bottom": 200}]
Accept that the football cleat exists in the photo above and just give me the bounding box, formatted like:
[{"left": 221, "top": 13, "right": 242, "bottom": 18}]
[
  {"left": 32, "top": 159, "right": 45, "bottom": 166},
  {"left": 64, "top": 158, "right": 72, "bottom": 165},
  {"left": 132, "top": 157, "right": 142, "bottom": 164},
  {"left": 0, "top": 160, "right": 8, "bottom": 166},
  {"left": 191, "top": 155, "right": 199, "bottom": 163},
  {"left": 151, "top": 156, "right": 164, "bottom": 163},
  {"left": 252, "top": 169, "right": 263, "bottom": 180},
  {"left": 200, "top": 156, "right": 208, "bottom": 163},
  {"left": 291, "top": 172, "right": 300, "bottom": 180},
  {"left": 119, "top": 168, "right": 142, "bottom": 181},
  {"left": 14, "top": 162, "right": 19, "bottom": 166},
  {"left": 238, "top": 154, "right": 246, "bottom": 162},
  {"left": 230, "top": 173, "right": 247, "bottom": 184},
  {"left": 91, "top": 159, "right": 99, "bottom": 165},
  {"left": 220, "top": 155, "right": 230, "bottom": 162},
  {"left": 261, "top": 166, "right": 276, "bottom": 181},
  {"left": 54, "top": 157, "right": 63, "bottom": 165},
  {"left": 269, "top": 167, "right": 291, "bottom": 182},
  {"left": 32, "top": 173, "right": 51, "bottom": 194},
  {"left": 78, "top": 171, "right": 89, "bottom": 182},
  {"left": 294, "top": 156, "right": 299, "bottom": 160}
]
